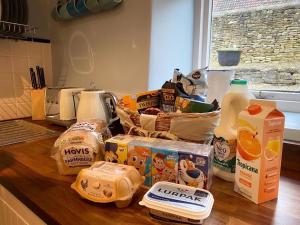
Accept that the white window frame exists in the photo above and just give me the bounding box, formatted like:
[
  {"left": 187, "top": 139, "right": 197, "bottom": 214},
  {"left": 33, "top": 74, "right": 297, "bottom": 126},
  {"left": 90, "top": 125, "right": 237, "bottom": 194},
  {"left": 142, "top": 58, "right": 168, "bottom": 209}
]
[{"left": 194, "top": 0, "right": 300, "bottom": 141}]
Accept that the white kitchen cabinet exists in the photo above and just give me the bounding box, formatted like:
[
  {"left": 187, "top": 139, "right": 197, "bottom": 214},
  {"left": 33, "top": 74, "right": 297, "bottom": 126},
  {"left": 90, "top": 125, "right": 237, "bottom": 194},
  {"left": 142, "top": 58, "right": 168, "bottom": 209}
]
[{"left": 0, "top": 185, "right": 46, "bottom": 225}]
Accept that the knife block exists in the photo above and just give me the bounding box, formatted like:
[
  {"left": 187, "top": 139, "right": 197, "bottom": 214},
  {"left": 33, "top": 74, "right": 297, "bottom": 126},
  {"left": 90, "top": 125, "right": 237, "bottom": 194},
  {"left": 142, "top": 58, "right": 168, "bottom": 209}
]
[{"left": 31, "top": 88, "right": 46, "bottom": 120}]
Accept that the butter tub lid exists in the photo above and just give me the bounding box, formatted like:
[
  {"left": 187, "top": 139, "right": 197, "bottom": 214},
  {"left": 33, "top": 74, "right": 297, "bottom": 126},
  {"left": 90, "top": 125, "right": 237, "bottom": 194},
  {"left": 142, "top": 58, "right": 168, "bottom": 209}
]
[{"left": 139, "top": 181, "right": 214, "bottom": 220}]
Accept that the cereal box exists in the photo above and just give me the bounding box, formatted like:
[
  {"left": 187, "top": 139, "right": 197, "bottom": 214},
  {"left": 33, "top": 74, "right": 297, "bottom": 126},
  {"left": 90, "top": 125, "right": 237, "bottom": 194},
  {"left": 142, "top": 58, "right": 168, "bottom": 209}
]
[
  {"left": 128, "top": 141, "right": 152, "bottom": 186},
  {"left": 151, "top": 147, "right": 178, "bottom": 185},
  {"left": 104, "top": 135, "right": 134, "bottom": 164}
]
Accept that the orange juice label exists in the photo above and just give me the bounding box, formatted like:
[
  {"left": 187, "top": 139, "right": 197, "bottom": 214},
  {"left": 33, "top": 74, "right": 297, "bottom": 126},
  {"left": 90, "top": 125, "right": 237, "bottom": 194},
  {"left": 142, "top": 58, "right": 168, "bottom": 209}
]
[{"left": 234, "top": 99, "right": 285, "bottom": 204}]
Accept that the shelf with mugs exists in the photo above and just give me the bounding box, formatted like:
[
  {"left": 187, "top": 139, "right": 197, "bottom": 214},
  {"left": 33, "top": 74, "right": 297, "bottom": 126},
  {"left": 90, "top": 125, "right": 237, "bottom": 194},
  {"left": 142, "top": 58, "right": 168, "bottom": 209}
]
[
  {"left": 0, "top": 21, "right": 36, "bottom": 40},
  {"left": 52, "top": 0, "right": 123, "bottom": 21}
]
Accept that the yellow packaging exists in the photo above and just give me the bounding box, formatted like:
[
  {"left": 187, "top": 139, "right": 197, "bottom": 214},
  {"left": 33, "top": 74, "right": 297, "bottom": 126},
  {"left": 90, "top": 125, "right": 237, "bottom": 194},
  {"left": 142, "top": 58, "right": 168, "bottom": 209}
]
[
  {"left": 122, "top": 90, "right": 160, "bottom": 112},
  {"left": 234, "top": 99, "right": 285, "bottom": 204},
  {"left": 104, "top": 135, "right": 134, "bottom": 164}
]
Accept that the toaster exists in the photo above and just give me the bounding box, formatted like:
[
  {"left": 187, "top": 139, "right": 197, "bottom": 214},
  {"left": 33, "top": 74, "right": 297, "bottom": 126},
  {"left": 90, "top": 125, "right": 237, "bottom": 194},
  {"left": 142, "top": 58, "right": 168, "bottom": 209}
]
[{"left": 45, "top": 87, "right": 85, "bottom": 127}]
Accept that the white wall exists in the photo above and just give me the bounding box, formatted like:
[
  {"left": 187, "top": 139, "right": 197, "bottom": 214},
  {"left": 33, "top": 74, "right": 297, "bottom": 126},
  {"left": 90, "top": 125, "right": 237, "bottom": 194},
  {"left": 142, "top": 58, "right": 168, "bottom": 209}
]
[
  {"left": 49, "top": 0, "right": 151, "bottom": 95},
  {"left": 148, "top": 0, "right": 194, "bottom": 90}
]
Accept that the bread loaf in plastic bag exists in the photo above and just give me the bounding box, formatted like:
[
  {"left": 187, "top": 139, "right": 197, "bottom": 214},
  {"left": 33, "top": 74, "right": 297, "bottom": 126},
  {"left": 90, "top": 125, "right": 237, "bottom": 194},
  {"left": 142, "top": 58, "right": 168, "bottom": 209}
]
[{"left": 52, "top": 120, "right": 112, "bottom": 175}]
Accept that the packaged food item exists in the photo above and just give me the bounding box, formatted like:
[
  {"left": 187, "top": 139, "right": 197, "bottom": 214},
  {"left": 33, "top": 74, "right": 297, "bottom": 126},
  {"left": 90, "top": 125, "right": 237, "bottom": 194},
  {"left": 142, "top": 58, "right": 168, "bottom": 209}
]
[
  {"left": 172, "top": 68, "right": 208, "bottom": 102},
  {"left": 71, "top": 161, "right": 144, "bottom": 208},
  {"left": 122, "top": 90, "right": 160, "bottom": 113},
  {"left": 151, "top": 147, "right": 178, "bottom": 184},
  {"left": 176, "top": 141, "right": 213, "bottom": 189},
  {"left": 161, "top": 80, "right": 189, "bottom": 112},
  {"left": 175, "top": 96, "right": 215, "bottom": 113},
  {"left": 213, "top": 80, "right": 252, "bottom": 182},
  {"left": 104, "top": 135, "right": 134, "bottom": 164},
  {"left": 234, "top": 100, "right": 285, "bottom": 204},
  {"left": 127, "top": 141, "right": 152, "bottom": 186},
  {"left": 52, "top": 120, "right": 111, "bottom": 175},
  {"left": 104, "top": 135, "right": 213, "bottom": 189},
  {"left": 139, "top": 181, "right": 214, "bottom": 224}
]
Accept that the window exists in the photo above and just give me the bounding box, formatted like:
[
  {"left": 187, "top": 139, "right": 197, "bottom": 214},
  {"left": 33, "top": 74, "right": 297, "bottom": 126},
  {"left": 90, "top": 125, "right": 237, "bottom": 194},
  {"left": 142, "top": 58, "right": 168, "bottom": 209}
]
[
  {"left": 210, "top": 0, "right": 300, "bottom": 93},
  {"left": 195, "top": 0, "right": 300, "bottom": 141}
]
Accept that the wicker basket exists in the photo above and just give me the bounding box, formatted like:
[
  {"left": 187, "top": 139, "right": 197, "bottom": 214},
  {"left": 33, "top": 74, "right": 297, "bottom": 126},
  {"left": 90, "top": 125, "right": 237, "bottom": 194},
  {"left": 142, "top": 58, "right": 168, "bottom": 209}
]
[{"left": 116, "top": 102, "right": 220, "bottom": 143}]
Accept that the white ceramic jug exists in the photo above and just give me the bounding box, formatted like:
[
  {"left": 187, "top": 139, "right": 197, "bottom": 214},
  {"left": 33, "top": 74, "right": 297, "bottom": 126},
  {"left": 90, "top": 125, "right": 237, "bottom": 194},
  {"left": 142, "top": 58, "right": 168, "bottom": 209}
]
[{"left": 76, "top": 89, "right": 118, "bottom": 124}]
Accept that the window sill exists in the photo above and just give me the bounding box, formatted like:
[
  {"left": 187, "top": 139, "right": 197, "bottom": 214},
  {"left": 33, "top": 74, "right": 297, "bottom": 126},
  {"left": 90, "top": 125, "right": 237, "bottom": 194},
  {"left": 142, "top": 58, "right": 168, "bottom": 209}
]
[{"left": 284, "top": 112, "right": 300, "bottom": 142}]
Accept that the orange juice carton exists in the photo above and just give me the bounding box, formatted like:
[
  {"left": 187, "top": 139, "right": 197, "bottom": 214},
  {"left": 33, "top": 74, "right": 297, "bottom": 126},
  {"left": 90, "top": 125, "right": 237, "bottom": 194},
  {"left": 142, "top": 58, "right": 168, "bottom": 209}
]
[
  {"left": 128, "top": 140, "right": 153, "bottom": 187},
  {"left": 151, "top": 147, "right": 178, "bottom": 185},
  {"left": 234, "top": 99, "right": 285, "bottom": 204}
]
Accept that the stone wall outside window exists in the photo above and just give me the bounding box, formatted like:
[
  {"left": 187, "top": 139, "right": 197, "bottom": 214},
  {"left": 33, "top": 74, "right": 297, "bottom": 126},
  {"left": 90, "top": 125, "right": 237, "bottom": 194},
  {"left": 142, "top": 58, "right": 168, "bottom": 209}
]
[{"left": 210, "top": 4, "right": 300, "bottom": 91}]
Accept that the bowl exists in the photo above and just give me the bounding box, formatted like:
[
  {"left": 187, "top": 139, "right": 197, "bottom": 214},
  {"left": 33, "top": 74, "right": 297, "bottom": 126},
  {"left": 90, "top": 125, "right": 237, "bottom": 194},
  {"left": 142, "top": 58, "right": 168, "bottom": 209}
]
[{"left": 217, "top": 50, "right": 241, "bottom": 66}]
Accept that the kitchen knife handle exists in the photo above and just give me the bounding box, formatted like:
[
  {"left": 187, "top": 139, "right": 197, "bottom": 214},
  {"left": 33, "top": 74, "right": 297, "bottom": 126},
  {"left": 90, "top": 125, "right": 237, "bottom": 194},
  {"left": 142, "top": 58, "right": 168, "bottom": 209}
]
[
  {"left": 40, "top": 67, "right": 46, "bottom": 88},
  {"left": 36, "top": 66, "right": 42, "bottom": 89},
  {"left": 29, "top": 68, "right": 37, "bottom": 89}
]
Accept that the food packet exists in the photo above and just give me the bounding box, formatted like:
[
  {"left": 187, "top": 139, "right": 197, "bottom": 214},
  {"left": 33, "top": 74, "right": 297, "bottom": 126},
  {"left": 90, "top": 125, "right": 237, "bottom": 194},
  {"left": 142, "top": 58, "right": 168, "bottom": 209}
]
[
  {"left": 172, "top": 68, "right": 208, "bottom": 102},
  {"left": 52, "top": 120, "right": 112, "bottom": 175},
  {"left": 122, "top": 90, "right": 160, "bottom": 113},
  {"left": 161, "top": 81, "right": 189, "bottom": 112}
]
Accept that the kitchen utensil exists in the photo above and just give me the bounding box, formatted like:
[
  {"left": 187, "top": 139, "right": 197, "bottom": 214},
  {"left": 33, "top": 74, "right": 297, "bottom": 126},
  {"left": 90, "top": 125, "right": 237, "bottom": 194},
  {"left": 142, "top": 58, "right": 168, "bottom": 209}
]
[
  {"left": 39, "top": 67, "right": 46, "bottom": 88},
  {"left": 101, "top": 0, "right": 122, "bottom": 11},
  {"left": 66, "top": 0, "right": 79, "bottom": 17},
  {"left": 76, "top": 0, "right": 89, "bottom": 15},
  {"left": 36, "top": 66, "right": 41, "bottom": 89},
  {"left": 86, "top": 0, "right": 100, "bottom": 12},
  {"left": 60, "top": 87, "right": 85, "bottom": 120},
  {"left": 1, "top": 0, "right": 9, "bottom": 34},
  {"left": 31, "top": 88, "right": 46, "bottom": 120},
  {"left": 29, "top": 68, "right": 38, "bottom": 89},
  {"left": 23, "top": 0, "right": 28, "bottom": 25},
  {"left": 52, "top": 2, "right": 63, "bottom": 21},
  {"left": 8, "top": 0, "right": 17, "bottom": 34},
  {"left": 76, "top": 89, "right": 118, "bottom": 124},
  {"left": 15, "top": 0, "right": 23, "bottom": 34},
  {"left": 206, "top": 70, "right": 235, "bottom": 105}
]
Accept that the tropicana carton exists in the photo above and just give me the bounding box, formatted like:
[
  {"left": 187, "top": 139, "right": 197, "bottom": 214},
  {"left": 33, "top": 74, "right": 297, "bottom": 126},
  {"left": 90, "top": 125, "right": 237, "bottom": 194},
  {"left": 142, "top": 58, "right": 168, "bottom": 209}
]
[{"left": 234, "top": 99, "right": 285, "bottom": 204}]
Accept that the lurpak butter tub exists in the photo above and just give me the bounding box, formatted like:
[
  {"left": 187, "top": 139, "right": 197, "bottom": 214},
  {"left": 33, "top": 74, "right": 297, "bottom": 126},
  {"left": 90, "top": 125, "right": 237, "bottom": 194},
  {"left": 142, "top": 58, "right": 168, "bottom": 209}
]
[
  {"left": 139, "top": 181, "right": 214, "bottom": 224},
  {"left": 71, "top": 161, "right": 144, "bottom": 208}
]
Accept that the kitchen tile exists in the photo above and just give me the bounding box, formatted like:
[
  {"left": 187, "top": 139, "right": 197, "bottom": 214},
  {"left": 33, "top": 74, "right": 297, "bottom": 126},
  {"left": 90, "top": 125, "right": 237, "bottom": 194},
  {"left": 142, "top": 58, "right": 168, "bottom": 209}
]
[
  {"left": 0, "top": 39, "right": 12, "bottom": 56},
  {"left": 0, "top": 72, "right": 15, "bottom": 102},
  {"left": 13, "top": 72, "right": 32, "bottom": 89},
  {"left": 17, "top": 102, "right": 31, "bottom": 118},
  {"left": 15, "top": 89, "right": 31, "bottom": 103},
  {"left": 12, "top": 57, "right": 28, "bottom": 73},
  {"left": 43, "top": 46, "right": 53, "bottom": 86},
  {"left": 0, "top": 56, "right": 12, "bottom": 73},
  {"left": 28, "top": 42, "right": 43, "bottom": 58},
  {"left": 0, "top": 103, "right": 17, "bottom": 121},
  {"left": 28, "top": 57, "right": 44, "bottom": 68},
  {"left": 10, "top": 40, "right": 29, "bottom": 57}
]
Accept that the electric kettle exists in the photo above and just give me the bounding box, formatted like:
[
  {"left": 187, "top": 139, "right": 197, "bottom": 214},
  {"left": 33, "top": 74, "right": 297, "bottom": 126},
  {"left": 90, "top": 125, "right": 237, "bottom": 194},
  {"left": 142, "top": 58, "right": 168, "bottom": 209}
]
[{"left": 76, "top": 89, "right": 118, "bottom": 124}]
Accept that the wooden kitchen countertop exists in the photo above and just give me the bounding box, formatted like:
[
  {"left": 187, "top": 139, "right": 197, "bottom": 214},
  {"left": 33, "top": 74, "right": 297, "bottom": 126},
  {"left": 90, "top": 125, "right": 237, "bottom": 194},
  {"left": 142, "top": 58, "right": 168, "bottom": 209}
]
[{"left": 0, "top": 121, "right": 300, "bottom": 225}]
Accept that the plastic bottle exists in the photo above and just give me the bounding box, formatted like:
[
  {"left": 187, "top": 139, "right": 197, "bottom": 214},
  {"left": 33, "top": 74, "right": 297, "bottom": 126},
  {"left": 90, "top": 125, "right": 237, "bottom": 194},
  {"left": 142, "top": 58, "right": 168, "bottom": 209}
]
[{"left": 212, "top": 79, "right": 253, "bottom": 182}]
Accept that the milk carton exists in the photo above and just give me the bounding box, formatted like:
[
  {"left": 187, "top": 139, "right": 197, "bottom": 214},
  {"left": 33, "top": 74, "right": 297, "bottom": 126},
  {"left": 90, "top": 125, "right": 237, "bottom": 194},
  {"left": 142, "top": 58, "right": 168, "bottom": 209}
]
[{"left": 234, "top": 100, "right": 285, "bottom": 204}]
